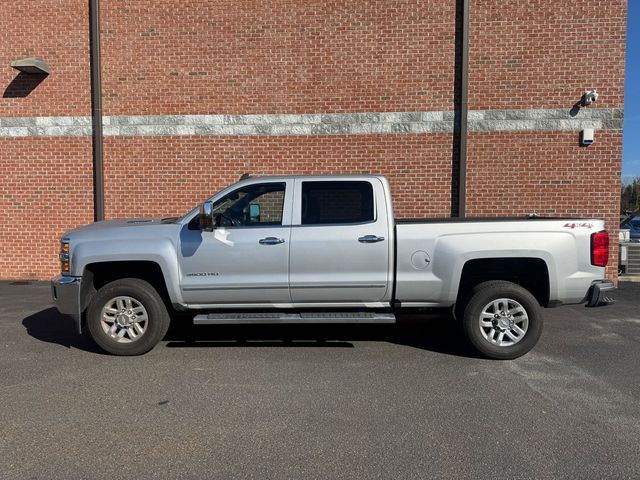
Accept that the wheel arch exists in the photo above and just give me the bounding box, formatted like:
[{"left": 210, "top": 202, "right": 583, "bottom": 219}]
[
  {"left": 80, "top": 260, "right": 175, "bottom": 324},
  {"left": 456, "top": 257, "right": 550, "bottom": 307}
]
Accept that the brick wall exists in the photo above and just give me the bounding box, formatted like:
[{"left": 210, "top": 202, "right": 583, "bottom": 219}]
[
  {"left": 0, "top": 1, "right": 93, "bottom": 279},
  {"left": 468, "top": 0, "right": 626, "bottom": 110},
  {"left": 0, "top": 0, "right": 90, "bottom": 117},
  {"left": 100, "top": 0, "right": 457, "bottom": 115},
  {"left": 0, "top": 138, "right": 94, "bottom": 279},
  {"left": 102, "top": 134, "right": 453, "bottom": 219},
  {"left": 0, "top": 0, "right": 626, "bottom": 280}
]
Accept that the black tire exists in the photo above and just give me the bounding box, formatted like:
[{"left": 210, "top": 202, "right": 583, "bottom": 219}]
[
  {"left": 86, "top": 278, "right": 171, "bottom": 356},
  {"left": 460, "top": 280, "right": 543, "bottom": 360}
]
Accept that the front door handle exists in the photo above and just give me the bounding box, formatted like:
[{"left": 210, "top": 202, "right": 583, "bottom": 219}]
[
  {"left": 358, "top": 235, "right": 385, "bottom": 243},
  {"left": 259, "top": 237, "right": 285, "bottom": 245}
]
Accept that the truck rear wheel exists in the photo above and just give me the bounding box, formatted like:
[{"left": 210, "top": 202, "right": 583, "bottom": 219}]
[
  {"left": 86, "top": 278, "right": 170, "bottom": 356},
  {"left": 460, "top": 280, "right": 543, "bottom": 360}
]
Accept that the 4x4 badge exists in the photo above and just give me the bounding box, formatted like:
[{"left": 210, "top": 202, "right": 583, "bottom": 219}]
[{"left": 563, "top": 222, "right": 594, "bottom": 229}]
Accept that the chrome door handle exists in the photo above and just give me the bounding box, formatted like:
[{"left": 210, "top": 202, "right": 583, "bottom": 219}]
[
  {"left": 259, "top": 237, "right": 285, "bottom": 245},
  {"left": 358, "top": 235, "right": 385, "bottom": 243}
]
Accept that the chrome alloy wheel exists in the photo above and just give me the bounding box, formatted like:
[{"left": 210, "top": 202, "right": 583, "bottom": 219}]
[
  {"left": 100, "top": 296, "right": 149, "bottom": 343},
  {"left": 479, "top": 298, "right": 529, "bottom": 347}
]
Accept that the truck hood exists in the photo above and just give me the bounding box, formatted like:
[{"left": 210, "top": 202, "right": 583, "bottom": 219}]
[{"left": 63, "top": 217, "right": 180, "bottom": 238}]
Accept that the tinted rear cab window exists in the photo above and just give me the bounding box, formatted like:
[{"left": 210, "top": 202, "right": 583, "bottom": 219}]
[{"left": 301, "top": 181, "right": 374, "bottom": 225}]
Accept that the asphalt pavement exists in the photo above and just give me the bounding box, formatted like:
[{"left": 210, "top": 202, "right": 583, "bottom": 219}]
[{"left": 0, "top": 280, "right": 639, "bottom": 479}]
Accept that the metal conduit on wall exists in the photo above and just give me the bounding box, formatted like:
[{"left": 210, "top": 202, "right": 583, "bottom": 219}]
[{"left": 89, "top": 0, "right": 104, "bottom": 221}]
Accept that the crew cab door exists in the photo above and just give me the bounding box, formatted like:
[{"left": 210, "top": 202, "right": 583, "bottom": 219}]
[
  {"left": 178, "top": 180, "right": 293, "bottom": 305},
  {"left": 289, "top": 178, "right": 391, "bottom": 304}
]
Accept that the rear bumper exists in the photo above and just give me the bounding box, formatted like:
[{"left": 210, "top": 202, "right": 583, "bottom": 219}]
[
  {"left": 51, "top": 275, "right": 82, "bottom": 332},
  {"left": 585, "top": 279, "right": 616, "bottom": 307}
]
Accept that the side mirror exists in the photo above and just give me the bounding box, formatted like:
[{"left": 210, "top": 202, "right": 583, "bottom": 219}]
[
  {"left": 198, "top": 201, "right": 214, "bottom": 232},
  {"left": 249, "top": 203, "right": 261, "bottom": 223}
]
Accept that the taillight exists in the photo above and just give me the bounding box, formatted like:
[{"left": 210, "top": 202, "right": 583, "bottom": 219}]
[{"left": 591, "top": 230, "right": 609, "bottom": 267}]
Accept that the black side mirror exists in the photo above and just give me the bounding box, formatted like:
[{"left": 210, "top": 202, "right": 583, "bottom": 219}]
[{"left": 198, "top": 201, "right": 214, "bottom": 232}]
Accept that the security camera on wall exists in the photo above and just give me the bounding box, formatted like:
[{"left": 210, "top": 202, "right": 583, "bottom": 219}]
[{"left": 583, "top": 89, "right": 599, "bottom": 106}]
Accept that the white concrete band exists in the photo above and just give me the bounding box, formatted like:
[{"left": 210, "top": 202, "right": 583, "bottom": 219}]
[{"left": 0, "top": 108, "right": 623, "bottom": 137}]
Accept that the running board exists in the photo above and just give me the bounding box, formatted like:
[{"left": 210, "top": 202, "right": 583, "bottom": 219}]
[{"left": 193, "top": 312, "right": 396, "bottom": 325}]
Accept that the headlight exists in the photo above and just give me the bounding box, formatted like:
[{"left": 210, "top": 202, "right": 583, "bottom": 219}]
[{"left": 59, "top": 239, "right": 70, "bottom": 274}]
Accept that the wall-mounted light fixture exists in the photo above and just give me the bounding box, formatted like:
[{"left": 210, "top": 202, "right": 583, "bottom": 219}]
[{"left": 10, "top": 57, "right": 50, "bottom": 75}]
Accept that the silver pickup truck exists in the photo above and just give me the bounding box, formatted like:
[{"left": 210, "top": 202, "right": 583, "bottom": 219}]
[{"left": 52, "top": 175, "right": 614, "bottom": 359}]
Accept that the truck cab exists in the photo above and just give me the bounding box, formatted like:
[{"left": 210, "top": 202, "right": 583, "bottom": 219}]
[{"left": 182, "top": 176, "right": 393, "bottom": 307}]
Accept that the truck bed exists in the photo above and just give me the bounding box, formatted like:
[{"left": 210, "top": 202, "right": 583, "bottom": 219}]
[
  {"left": 396, "top": 216, "right": 591, "bottom": 224},
  {"left": 393, "top": 217, "right": 605, "bottom": 307}
]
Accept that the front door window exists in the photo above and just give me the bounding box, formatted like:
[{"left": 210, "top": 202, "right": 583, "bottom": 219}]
[{"left": 212, "top": 183, "right": 285, "bottom": 227}]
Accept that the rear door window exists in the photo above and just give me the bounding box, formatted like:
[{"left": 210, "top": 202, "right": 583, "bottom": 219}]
[{"left": 301, "top": 181, "right": 374, "bottom": 225}]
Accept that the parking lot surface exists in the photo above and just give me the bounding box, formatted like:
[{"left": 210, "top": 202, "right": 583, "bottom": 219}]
[{"left": 1, "top": 281, "right": 639, "bottom": 479}]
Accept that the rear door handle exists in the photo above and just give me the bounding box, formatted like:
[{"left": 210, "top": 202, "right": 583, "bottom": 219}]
[
  {"left": 259, "top": 237, "right": 285, "bottom": 245},
  {"left": 358, "top": 235, "right": 385, "bottom": 243}
]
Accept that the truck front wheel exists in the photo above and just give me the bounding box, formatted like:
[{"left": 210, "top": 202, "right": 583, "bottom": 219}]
[
  {"left": 460, "top": 280, "right": 543, "bottom": 360},
  {"left": 86, "top": 278, "right": 170, "bottom": 355}
]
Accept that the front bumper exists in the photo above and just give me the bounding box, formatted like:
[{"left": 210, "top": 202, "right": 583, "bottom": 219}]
[
  {"left": 51, "top": 275, "right": 82, "bottom": 332},
  {"left": 585, "top": 279, "right": 616, "bottom": 307}
]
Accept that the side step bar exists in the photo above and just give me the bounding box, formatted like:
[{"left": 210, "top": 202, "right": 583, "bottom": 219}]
[{"left": 193, "top": 312, "right": 396, "bottom": 325}]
